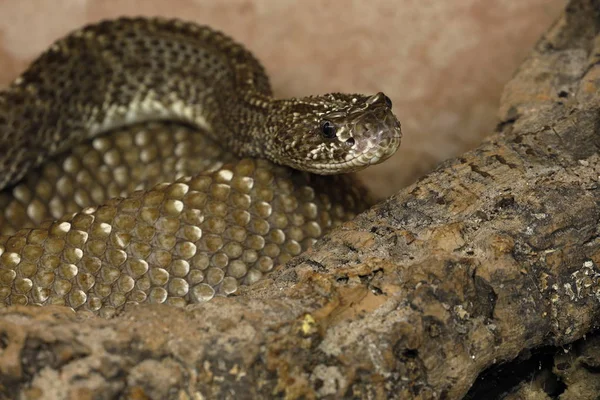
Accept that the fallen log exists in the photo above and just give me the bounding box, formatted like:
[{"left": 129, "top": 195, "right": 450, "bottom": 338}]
[{"left": 1, "top": 0, "right": 599, "bottom": 398}]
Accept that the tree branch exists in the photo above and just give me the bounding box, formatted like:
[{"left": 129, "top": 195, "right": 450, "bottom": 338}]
[{"left": 1, "top": 1, "right": 599, "bottom": 399}]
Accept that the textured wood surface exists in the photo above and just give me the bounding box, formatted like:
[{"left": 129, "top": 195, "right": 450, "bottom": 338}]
[{"left": 0, "top": 1, "right": 598, "bottom": 399}]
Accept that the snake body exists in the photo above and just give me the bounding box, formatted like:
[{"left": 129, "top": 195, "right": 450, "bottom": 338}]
[{"left": 0, "top": 17, "right": 401, "bottom": 313}]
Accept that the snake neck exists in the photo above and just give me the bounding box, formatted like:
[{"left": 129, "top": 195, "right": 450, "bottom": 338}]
[{"left": 212, "top": 91, "right": 279, "bottom": 159}]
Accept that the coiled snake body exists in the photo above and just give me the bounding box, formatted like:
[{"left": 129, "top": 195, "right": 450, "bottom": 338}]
[{"left": 0, "top": 17, "right": 402, "bottom": 315}]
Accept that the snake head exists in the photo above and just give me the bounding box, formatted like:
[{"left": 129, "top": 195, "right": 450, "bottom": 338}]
[{"left": 269, "top": 92, "right": 402, "bottom": 174}]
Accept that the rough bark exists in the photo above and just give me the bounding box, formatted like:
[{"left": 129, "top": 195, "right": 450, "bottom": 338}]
[{"left": 1, "top": 0, "right": 599, "bottom": 399}]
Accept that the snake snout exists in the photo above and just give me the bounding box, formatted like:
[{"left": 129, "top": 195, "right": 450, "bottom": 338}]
[{"left": 352, "top": 108, "right": 402, "bottom": 163}]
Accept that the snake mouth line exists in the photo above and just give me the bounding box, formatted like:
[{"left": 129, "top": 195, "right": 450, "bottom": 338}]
[{"left": 304, "top": 134, "right": 403, "bottom": 173}]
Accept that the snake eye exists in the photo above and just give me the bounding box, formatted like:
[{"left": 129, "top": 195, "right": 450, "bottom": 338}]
[
  {"left": 384, "top": 95, "right": 392, "bottom": 108},
  {"left": 320, "top": 120, "right": 336, "bottom": 139}
]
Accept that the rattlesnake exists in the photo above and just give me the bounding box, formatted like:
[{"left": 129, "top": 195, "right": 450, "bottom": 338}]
[{"left": 0, "top": 17, "right": 402, "bottom": 315}]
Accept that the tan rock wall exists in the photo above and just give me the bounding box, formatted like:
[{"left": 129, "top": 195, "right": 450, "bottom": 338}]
[{"left": 0, "top": 0, "right": 566, "bottom": 196}]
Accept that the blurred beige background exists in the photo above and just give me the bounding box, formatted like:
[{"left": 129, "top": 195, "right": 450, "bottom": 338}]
[{"left": 0, "top": 0, "right": 567, "bottom": 197}]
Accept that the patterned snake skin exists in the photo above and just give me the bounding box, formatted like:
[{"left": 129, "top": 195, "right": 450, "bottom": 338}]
[{"left": 0, "top": 17, "right": 402, "bottom": 314}]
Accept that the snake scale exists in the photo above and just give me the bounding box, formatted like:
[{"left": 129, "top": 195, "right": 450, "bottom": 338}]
[{"left": 0, "top": 17, "right": 402, "bottom": 316}]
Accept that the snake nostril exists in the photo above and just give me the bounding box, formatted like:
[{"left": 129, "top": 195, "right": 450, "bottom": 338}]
[{"left": 346, "top": 138, "right": 356, "bottom": 146}]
